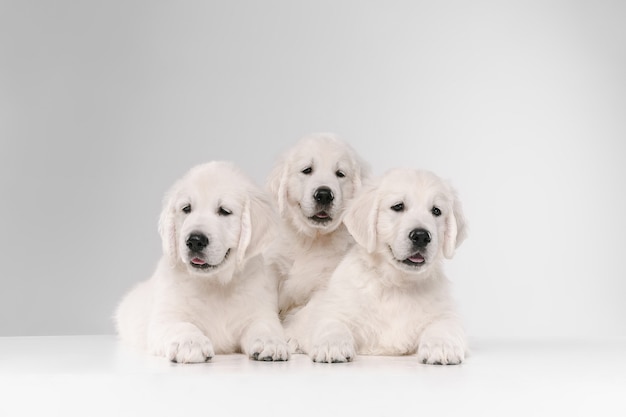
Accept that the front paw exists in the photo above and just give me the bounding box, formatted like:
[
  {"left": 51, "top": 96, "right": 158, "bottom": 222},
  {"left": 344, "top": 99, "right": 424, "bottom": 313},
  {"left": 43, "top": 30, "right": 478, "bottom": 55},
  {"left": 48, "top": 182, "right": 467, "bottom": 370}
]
[
  {"left": 249, "top": 338, "right": 290, "bottom": 362},
  {"left": 286, "top": 337, "right": 303, "bottom": 354},
  {"left": 417, "top": 338, "right": 465, "bottom": 365},
  {"left": 166, "top": 333, "right": 215, "bottom": 364},
  {"left": 310, "top": 338, "right": 355, "bottom": 363}
]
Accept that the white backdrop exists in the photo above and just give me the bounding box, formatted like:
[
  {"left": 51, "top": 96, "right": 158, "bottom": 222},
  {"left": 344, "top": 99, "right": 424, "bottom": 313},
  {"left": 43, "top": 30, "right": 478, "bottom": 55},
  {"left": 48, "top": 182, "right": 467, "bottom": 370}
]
[{"left": 1, "top": 1, "right": 625, "bottom": 340}]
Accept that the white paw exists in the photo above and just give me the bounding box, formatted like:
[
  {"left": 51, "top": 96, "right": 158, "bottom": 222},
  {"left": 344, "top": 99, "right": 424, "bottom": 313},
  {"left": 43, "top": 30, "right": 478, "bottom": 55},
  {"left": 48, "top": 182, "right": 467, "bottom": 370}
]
[
  {"left": 309, "top": 338, "right": 355, "bottom": 363},
  {"left": 166, "top": 333, "right": 215, "bottom": 363},
  {"left": 286, "top": 337, "right": 303, "bottom": 354},
  {"left": 417, "top": 338, "right": 465, "bottom": 365},
  {"left": 249, "top": 338, "right": 290, "bottom": 362}
]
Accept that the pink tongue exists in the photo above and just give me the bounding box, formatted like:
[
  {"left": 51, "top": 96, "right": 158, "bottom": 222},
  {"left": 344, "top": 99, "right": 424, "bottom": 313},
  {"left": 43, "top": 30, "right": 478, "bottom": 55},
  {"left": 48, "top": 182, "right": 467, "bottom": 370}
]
[
  {"left": 191, "top": 257, "right": 206, "bottom": 265},
  {"left": 316, "top": 212, "right": 329, "bottom": 218},
  {"left": 409, "top": 254, "right": 425, "bottom": 263}
]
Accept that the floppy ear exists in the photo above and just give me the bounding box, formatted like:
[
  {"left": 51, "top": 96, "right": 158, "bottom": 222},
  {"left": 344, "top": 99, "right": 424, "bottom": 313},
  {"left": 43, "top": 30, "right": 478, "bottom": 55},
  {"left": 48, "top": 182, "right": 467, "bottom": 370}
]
[
  {"left": 443, "top": 188, "right": 468, "bottom": 259},
  {"left": 237, "top": 190, "right": 278, "bottom": 267},
  {"left": 350, "top": 154, "right": 371, "bottom": 193},
  {"left": 158, "top": 188, "right": 178, "bottom": 266},
  {"left": 343, "top": 183, "right": 379, "bottom": 253},
  {"left": 266, "top": 159, "right": 289, "bottom": 216}
]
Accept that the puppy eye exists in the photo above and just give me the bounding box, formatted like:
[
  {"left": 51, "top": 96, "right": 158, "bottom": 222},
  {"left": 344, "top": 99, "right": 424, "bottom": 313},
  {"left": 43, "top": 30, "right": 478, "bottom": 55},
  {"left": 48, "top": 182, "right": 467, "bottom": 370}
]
[
  {"left": 390, "top": 202, "right": 404, "bottom": 212},
  {"left": 218, "top": 206, "right": 232, "bottom": 216},
  {"left": 431, "top": 206, "right": 442, "bottom": 217},
  {"left": 335, "top": 170, "right": 346, "bottom": 178},
  {"left": 182, "top": 204, "right": 191, "bottom": 214},
  {"left": 301, "top": 167, "right": 313, "bottom": 175}
]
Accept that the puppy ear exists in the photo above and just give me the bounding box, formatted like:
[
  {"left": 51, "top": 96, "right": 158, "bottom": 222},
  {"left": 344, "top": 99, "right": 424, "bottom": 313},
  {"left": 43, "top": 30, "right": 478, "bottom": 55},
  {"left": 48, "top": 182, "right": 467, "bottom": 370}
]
[
  {"left": 158, "top": 188, "right": 178, "bottom": 266},
  {"left": 237, "top": 190, "right": 277, "bottom": 267},
  {"left": 343, "top": 183, "right": 379, "bottom": 253},
  {"left": 266, "top": 159, "right": 288, "bottom": 216},
  {"left": 351, "top": 155, "right": 371, "bottom": 193},
  {"left": 443, "top": 188, "right": 468, "bottom": 259}
]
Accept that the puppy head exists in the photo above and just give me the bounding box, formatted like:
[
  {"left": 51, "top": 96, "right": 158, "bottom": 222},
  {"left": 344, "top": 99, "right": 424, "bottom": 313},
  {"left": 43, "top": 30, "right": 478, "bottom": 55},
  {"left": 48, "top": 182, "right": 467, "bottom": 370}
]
[
  {"left": 267, "top": 133, "right": 369, "bottom": 237},
  {"left": 158, "top": 161, "right": 276, "bottom": 280},
  {"left": 344, "top": 169, "right": 467, "bottom": 276}
]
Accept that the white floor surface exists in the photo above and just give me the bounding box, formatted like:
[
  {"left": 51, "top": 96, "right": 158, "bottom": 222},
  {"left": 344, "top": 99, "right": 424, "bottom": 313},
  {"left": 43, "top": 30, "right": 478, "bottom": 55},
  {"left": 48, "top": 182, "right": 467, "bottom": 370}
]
[{"left": 0, "top": 335, "right": 624, "bottom": 417}]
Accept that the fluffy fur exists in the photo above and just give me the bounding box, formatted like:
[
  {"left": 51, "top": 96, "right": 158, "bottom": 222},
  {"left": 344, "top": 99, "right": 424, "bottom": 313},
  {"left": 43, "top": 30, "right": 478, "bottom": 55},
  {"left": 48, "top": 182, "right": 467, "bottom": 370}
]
[
  {"left": 115, "top": 161, "right": 289, "bottom": 363},
  {"left": 265, "top": 133, "right": 369, "bottom": 320},
  {"left": 284, "top": 168, "right": 468, "bottom": 365}
]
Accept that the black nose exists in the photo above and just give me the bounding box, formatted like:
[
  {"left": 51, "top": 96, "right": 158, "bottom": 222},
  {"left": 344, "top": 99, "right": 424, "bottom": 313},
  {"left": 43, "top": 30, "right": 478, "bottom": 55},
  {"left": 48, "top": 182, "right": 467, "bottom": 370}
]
[
  {"left": 314, "top": 187, "right": 334, "bottom": 205},
  {"left": 409, "top": 228, "right": 431, "bottom": 248},
  {"left": 186, "top": 233, "right": 208, "bottom": 251}
]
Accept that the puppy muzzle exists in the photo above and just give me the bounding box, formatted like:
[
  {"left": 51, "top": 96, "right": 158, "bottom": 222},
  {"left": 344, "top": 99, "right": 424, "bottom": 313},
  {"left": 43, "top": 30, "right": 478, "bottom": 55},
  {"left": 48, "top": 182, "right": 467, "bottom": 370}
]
[{"left": 309, "top": 186, "right": 335, "bottom": 224}]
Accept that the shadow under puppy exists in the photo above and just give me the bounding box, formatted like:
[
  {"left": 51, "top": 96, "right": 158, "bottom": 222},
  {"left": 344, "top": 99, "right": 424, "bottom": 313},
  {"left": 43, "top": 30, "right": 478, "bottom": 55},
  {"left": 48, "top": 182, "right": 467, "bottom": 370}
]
[
  {"left": 115, "top": 161, "right": 289, "bottom": 363},
  {"left": 284, "top": 168, "right": 468, "bottom": 364}
]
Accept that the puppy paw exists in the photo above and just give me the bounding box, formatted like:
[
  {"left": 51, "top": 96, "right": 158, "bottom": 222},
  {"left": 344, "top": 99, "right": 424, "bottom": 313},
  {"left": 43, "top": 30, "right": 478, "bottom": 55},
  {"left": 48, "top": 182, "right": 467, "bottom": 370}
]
[
  {"left": 166, "top": 334, "right": 215, "bottom": 364},
  {"left": 286, "top": 337, "right": 303, "bottom": 354},
  {"left": 309, "top": 338, "right": 355, "bottom": 363},
  {"left": 249, "top": 338, "right": 290, "bottom": 362},
  {"left": 417, "top": 338, "right": 465, "bottom": 365}
]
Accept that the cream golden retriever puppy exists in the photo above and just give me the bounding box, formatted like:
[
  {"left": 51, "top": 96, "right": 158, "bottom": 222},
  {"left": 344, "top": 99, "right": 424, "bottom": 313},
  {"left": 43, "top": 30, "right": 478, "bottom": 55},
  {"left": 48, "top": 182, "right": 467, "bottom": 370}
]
[
  {"left": 265, "top": 133, "right": 369, "bottom": 320},
  {"left": 284, "top": 168, "right": 468, "bottom": 364},
  {"left": 115, "top": 161, "right": 289, "bottom": 363}
]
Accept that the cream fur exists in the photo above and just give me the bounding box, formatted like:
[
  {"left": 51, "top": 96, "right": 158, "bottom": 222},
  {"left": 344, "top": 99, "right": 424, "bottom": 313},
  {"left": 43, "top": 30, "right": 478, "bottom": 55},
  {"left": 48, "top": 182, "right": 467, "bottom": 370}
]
[
  {"left": 115, "top": 161, "right": 288, "bottom": 363},
  {"left": 264, "top": 133, "right": 369, "bottom": 320},
  {"left": 284, "top": 168, "right": 468, "bottom": 365}
]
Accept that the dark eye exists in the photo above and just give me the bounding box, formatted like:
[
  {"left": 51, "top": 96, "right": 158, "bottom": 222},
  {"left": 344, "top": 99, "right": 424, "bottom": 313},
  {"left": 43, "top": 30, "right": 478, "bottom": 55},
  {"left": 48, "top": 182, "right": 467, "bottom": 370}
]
[
  {"left": 182, "top": 204, "right": 191, "bottom": 214},
  {"left": 218, "top": 206, "right": 232, "bottom": 216},
  {"left": 390, "top": 202, "right": 404, "bottom": 212},
  {"left": 335, "top": 170, "right": 346, "bottom": 178},
  {"left": 432, "top": 206, "right": 442, "bottom": 217},
  {"left": 301, "top": 167, "right": 313, "bottom": 175}
]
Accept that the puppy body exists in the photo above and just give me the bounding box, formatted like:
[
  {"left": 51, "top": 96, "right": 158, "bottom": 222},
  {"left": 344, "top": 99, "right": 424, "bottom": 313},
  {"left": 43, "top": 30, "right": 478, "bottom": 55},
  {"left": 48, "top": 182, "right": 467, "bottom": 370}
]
[
  {"left": 285, "top": 169, "right": 467, "bottom": 364},
  {"left": 265, "top": 133, "right": 368, "bottom": 320},
  {"left": 115, "top": 162, "right": 288, "bottom": 363},
  {"left": 270, "top": 222, "right": 354, "bottom": 323}
]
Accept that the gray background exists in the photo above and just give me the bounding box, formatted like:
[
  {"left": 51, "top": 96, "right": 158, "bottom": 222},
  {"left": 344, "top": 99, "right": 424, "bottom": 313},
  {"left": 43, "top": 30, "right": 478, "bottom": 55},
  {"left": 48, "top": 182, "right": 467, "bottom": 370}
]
[{"left": 1, "top": 0, "right": 625, "bottom": 340}]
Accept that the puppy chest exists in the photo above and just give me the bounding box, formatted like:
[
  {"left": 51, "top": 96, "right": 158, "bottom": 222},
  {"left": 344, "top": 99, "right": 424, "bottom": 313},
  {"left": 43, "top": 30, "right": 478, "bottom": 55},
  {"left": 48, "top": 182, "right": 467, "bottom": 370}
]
[
  {"left": 355, "top": 297, "right": 430, "bottom": 355},
  {"left": 284, "top": 253, "right": 342, "bottom": 295},
  {"left": 181, "top": 295, "right": 246, "bottom": 348}
]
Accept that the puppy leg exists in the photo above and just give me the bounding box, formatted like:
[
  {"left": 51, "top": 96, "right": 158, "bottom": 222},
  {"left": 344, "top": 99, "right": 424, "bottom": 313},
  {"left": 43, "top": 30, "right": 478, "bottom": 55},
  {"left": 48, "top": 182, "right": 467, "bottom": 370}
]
[
  {"left": 309, "top": 319, "right": 356, "bottom": 363},
  {"left": 417, "top": 317, "right": 467, "bottom": 365},
  {"left": 148, "top": 321, "right": 215, "bottom": 363},
  {"left": 241, "top": 317, "right": 290, "bottom": 362}
]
